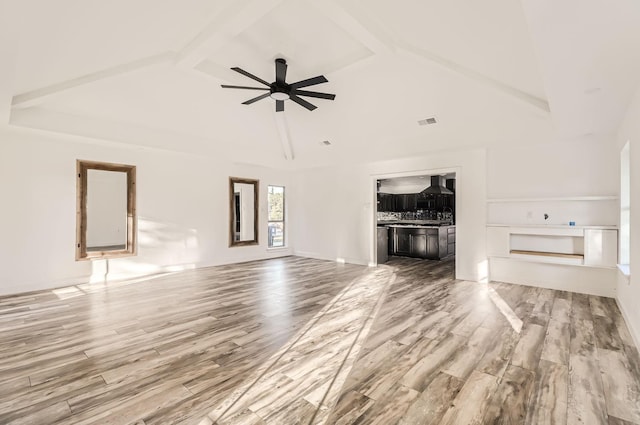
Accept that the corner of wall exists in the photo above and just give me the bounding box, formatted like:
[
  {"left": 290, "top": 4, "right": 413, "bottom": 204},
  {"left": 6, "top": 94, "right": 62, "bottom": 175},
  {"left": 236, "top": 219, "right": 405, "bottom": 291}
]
[{"left": 616, "top": 271, "right": 640, "bottom": 350}]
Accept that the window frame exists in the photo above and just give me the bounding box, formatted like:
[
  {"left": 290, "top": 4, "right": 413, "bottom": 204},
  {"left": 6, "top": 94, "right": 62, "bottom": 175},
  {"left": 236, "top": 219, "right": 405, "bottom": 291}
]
[
  {"left": 267, "top": 185, "right": 286, "bottom": 248},
  {"left": 619, "top": 141, "right": 630, "bottom": 272}
]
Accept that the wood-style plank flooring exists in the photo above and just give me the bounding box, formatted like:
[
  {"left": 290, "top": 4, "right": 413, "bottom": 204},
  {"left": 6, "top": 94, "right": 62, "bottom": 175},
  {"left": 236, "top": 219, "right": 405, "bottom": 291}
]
[{"left": 0, "top": 256, "right": 639, "bottom": 424}]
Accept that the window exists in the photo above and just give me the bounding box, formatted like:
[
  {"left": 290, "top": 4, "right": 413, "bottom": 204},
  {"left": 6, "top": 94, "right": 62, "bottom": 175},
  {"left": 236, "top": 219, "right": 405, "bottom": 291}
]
[
  {"left": 620, "top": 141, "right": 630, "bottom": 270},
  {"left": 268, "top": 185, "right": 285, "bottom": 248}
]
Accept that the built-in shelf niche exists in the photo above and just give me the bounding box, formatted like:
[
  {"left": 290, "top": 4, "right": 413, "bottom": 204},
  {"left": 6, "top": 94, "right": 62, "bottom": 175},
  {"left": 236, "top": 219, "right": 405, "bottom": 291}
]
[
  {"left": 510, "top": 250, "right": 584, "bottom": 260},
  {"left": 487, "top": 225, "right": 617, "bottom": 268},
  {"left": 509, "top": 233, "right": 584, "bottom": 264},
  {"left": 487, "top": 224, "right": 619, "bottom": 296}
]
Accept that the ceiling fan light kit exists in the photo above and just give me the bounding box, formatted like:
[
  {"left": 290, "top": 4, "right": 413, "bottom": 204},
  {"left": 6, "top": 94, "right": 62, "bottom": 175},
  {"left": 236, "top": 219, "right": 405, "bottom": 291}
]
[{"left": 221, "top": 58, "right": 335, "bottom": 112}]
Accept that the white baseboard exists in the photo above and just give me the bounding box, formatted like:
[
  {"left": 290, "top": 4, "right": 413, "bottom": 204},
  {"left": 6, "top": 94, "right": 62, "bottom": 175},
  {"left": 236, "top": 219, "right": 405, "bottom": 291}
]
[
  {"left": 616, "top": 271, "right": 640, "bottom": 350},
  {"left": 616, "top": 293, "right": 640, "bottom": 351}
]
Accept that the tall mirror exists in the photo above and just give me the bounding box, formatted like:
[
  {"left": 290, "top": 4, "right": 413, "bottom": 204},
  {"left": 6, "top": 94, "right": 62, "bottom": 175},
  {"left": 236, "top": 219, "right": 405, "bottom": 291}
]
[
  {"left": 229, "top": 177, "right": 259, "bottom": 247},
  {"left": 76, "top": 160, "right": 136, "bottom": 260}
]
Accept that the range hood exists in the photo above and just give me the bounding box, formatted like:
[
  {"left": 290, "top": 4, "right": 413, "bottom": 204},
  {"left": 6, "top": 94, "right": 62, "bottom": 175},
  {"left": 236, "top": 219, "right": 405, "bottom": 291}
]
[{"left": 421, "top": 176, "right": 454, "bottom": 195}]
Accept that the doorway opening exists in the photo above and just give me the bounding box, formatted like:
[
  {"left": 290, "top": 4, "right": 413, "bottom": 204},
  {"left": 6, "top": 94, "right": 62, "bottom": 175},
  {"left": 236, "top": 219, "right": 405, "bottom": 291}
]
[{"left": 375, "top": 172, "right": 457, "bottom": 272}]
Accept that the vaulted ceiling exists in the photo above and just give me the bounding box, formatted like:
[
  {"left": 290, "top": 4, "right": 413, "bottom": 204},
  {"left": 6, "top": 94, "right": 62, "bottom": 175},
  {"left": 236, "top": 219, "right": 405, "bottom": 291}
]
[{"left": 2, "top": 0, "right": 639, "bottom": 168}]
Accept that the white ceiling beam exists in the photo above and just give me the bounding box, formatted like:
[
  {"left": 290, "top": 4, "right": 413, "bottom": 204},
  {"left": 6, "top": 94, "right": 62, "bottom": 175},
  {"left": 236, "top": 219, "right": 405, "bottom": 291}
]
[
  {"left": 193, "top": 59, "right": 241, "bottom": 83},
  {"left": 398, "top": 43, "right": 550, "bottom": 113},
  {"left": 175, "top": 0, "right": 285, "bottom": 69},
  {"left": 273, "top": 111, "right": 294, "bottom": 161},
  {"left": 11, "top": 52, "right": 176, "bottom": 109},
  {"left": 9, "top": 106, "right": 230, "bottom": 159},
  {"left": 305, "top": 0, "right": 394, "bottom": 56},
  {"left": 314, "top": 0, "right": 549, "bottom": 113}
]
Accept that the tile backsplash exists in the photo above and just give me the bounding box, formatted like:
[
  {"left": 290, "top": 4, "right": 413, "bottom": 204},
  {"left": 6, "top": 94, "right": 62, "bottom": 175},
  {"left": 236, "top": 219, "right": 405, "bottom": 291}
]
[
  {"left": 377, "top": 211, "right": 454, "bottom": 222},
  {"left": 377, "top": 212, "right": 401, "bottom": 221}
]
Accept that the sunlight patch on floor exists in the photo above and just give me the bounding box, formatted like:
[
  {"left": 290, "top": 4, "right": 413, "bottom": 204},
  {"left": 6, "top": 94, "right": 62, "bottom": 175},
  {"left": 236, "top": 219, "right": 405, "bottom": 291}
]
[
  {"left": 487, "top": 286, "right": 523, "bottom": 333},
  {"left": 204, "top": 267, "right": 396, "bottom": 425}
]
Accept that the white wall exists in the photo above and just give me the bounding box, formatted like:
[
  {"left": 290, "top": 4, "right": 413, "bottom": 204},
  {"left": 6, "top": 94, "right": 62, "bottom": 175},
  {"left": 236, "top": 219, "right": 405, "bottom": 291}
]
[
  {"left": 615, "top": 84, "right": 640, "bottom": 348},
  {"left": 487, "top": 138, "right": 618, "bottom": 199},
  {"left": 292, "top": 149, "right": 487, "bottom": 282},
  {"left": 485, "top": 138, "right": 619, "bottom": 297},
  {"left": 0, "top": 127, "right": 292, "bottom": 295},
  {"left": 487, "top": 138, "right": 618, "bottom": 226}
]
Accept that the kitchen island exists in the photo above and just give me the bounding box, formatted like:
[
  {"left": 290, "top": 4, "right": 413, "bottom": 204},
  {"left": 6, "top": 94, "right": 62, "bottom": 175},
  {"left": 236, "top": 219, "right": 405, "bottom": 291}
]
[{"left": 381, "top": 223, "right": 455, "bottom": 260}]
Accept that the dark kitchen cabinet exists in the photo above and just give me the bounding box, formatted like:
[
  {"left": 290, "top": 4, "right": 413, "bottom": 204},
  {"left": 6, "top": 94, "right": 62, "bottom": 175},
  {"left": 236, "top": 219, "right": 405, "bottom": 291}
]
[
  {"left": 389, "top": 226, "right": 456, "bottom": 260},
  {"left": 447, "top": 227, "right": 456, "bottom": 256},
  {"left": 427, "top": 230, "right": 439, "bottom": 260},
  {"left": 416, "top": 192, "right": 429, "bottom": 209},
  {"left": 377, "top": 193, "right": 395, "bottom": 212},
  {"left": 395, "top": 194, "right": 417, "bottom": 212},
  {"left": 395, "top": 228, "right": 412, "bottom": 255},
  {"left": 410, "top": 232, "right": 427, "bottom": 258},
  {"left": 416, "top": 193, "right": 454, "bottom": 211}
]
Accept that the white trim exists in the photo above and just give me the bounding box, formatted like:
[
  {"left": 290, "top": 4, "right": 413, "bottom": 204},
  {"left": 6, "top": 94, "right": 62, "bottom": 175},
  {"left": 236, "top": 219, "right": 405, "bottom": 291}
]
[
  {"left": 488, "top": 224, "right": 617, "bottom": 230},
  {"left": 371, "top": 166, "right": 462, "bottom": 280},
  {"left": 487, "top": 196, "right": 618, "bottom": 203},
  {"left": 617, "top": 264, "right": 631, "bottom": 277},
  {"left": 267, "top": 247, "right": 288, "bottom": 252},
  {"left": 12, "top": 52, "right": 176, "bottom": 109},
  {"left": 616, "top": 297, "right": 640, "bottom": 351}
]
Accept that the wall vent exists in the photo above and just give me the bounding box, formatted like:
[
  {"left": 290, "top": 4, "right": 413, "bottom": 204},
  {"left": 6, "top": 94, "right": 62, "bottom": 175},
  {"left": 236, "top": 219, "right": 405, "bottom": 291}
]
[{"left": 418, "top": 117, "right": 437, "bottom": 126}]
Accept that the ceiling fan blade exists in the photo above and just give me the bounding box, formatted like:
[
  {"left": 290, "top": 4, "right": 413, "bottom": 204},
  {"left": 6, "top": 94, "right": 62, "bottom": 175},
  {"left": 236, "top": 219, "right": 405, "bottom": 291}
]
[
  {"left": 275, "top": 59, "right": 287, "bottom": 84},
  {"left": 221, "top": 85, "right": 270, "bottom": 91},
  {"left": 231, "top": 67, "right": 270, "bottom": 86},
  {"left": 293, "top": 89, "right": 335, "bottom": 100},
  {"left": 276, "top": 100, "right": 285, "bottom": 112},
  {"left": 242, "top": 92, "right": 271, "bottom": 105},
  {"left": 290, "top": 75, "right": 328, "bottom": 89},
  {"left": 290, "top": 94, "right": 317, "bottom": 111}
]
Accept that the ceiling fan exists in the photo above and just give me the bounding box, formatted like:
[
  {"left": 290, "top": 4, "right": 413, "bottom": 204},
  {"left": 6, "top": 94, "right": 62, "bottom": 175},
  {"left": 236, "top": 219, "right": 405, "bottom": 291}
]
[{"left": 221, "top": 58, "right": 335, "bottom": 112}]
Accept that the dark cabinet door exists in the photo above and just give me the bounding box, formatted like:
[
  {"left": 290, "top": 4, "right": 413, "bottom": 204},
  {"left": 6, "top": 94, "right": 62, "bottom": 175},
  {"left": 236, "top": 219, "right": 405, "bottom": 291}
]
[
  {"left": 408, "top": 194, "right": 417, "bottom": 211},
  {"left": 410, "top": 234, "right": 427, "bottom": 258},
  {"left": 416, "top": 192, "right": 429, "bottom": 209},
  {"left": 426, "top": 230, "right": 439, "bottom": 260},
  {"left": 395, "top": 194, "right": 417, "bottom": 212},
  {"left": 377, "top": 193, "right": 395, "bottom": 212},
  {"left": 447, "top": 227, "right": 456, "bottom": 256},
  {"left": 395, "top": 229, "right": 411, "bottom": 255},
  {"left": 385, "top": 194, "right": 395, "bottom": 211},
  {"left": 438, "top": 228, "right": 448, "bottom": 259}
]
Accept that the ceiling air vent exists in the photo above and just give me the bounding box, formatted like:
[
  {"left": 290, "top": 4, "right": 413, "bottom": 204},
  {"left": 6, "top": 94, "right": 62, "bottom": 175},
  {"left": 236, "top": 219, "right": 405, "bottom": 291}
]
[{"left": 418, "top": 117, "right": 437, "bottom": 126}]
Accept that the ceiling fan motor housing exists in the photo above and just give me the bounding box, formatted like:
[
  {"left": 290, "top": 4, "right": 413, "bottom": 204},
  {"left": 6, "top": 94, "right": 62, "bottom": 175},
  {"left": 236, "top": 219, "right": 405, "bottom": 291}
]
[{"left": 270, "top": 82, "right": 290, "bottom": 100}]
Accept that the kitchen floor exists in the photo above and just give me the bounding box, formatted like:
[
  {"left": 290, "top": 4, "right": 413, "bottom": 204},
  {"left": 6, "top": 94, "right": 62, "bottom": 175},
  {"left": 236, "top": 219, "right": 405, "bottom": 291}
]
[{"left": 0, "top": 256, "right": 638, "bottom": 424}]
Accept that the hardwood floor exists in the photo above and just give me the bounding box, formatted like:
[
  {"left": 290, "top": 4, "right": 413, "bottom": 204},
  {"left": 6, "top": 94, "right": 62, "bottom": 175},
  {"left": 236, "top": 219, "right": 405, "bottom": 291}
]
[{"left": 0, "top": 256, "right": 638, "bottom": 424}]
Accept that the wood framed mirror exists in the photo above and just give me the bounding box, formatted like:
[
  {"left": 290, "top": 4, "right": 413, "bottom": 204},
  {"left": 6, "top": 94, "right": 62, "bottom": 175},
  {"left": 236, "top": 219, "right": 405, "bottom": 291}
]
[
  {"left": 76, "top": 160, "right": 137, "bottom": 260},
  {"left": 229, "top": 177, "right": 259, "bottom": 247}
]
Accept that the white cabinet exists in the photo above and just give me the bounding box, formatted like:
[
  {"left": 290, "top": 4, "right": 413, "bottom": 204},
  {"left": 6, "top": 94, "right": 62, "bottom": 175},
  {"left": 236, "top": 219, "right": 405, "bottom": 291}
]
[
  {"left": 486, "top": 225, "right": 618, "bottom": 297},
  {"left": 584, "top": 229, "right": 618, "bottom": 267},
  {"left": 486, "top": 225, "right": 617, "bottom": 268}
]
